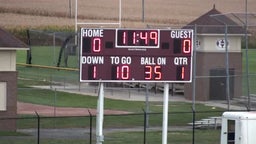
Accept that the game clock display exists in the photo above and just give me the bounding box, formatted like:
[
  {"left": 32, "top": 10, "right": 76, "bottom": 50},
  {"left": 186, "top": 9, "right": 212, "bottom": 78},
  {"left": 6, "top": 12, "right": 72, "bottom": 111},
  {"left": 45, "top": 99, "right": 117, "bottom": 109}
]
[
  {"left": 80, "top": 28, "right": 193, "bottom": 82},
  {"left": 116, "top": 29, "right": 159, "bottom": 48}
]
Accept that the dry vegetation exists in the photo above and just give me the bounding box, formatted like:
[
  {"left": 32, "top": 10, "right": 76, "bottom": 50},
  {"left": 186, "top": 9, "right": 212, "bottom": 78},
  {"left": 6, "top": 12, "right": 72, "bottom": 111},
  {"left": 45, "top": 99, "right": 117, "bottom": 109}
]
[{"left": 0, "top": 0, "right": 256, "bottom": 29}]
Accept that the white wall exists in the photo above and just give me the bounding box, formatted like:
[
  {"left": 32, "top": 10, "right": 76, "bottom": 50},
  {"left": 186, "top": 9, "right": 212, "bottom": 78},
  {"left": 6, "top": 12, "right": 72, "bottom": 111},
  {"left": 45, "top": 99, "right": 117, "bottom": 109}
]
[
  {"left": 0, "top": 82, "right": 7, "bottom": 111},
  {"left": 196, "top": 35, "right": 242, "bottom": 52},
  {"left": 0, "top": 50, "right": 16, "bottom": 71}
]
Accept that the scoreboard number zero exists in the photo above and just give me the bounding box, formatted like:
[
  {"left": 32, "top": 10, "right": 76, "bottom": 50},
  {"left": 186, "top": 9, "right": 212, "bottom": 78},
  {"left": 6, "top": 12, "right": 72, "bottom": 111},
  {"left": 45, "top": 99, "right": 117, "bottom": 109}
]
[{"left": 80, "top": 28, "right": 193, "bottom": 83}]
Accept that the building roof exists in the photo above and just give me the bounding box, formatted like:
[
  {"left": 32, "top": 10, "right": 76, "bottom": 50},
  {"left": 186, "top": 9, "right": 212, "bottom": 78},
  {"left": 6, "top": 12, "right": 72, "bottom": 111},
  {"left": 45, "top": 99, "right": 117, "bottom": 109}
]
[
  {"left": 223, "top": 111, "right": 256, "bottom": 120},
  {"left": 0, "top": 27, "right": 29, "bottom": 50},
  {"left": 184, "top": 5, "right": 245, "bottom": 35}
]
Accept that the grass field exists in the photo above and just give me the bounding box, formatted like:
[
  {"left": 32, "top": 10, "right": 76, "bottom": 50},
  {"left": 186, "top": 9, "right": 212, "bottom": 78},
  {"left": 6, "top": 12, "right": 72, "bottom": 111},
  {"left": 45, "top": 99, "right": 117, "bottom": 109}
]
[
  {"left": 12, "top": 85, "right": 223, "bottom": 143},
  {"left": 0, "top": 130, "right": 221, "bottom": 144},
  {"left": 11, "top": 78, "right": 225, "bottom": 143}
]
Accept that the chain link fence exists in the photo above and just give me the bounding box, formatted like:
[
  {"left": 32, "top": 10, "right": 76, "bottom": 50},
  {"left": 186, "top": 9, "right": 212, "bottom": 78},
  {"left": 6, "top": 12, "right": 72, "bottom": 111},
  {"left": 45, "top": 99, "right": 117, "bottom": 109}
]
[
  {"left": 27, "top": 29, "right": 78, "bottom": 68},
  {"left": 1, "top": 109, "right": 224, "bottom": 144},
  {"left": 12, "top": 23, "right": 256, "bottom": 144}
]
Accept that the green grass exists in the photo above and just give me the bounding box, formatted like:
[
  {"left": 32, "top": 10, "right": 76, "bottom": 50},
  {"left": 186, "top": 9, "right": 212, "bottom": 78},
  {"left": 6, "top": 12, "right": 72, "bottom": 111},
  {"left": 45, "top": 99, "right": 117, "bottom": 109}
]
[
  {"left": 17, "top": 116, "right": 91, "bottom": 129},
  {"left": 18, "top": 87, "right": 223, "bottom": 113},
  {"left": 0, "top": 131, "right": 29, "bottom": 136},
  {"left": 105, "top": 129, "right": 221, "bottom": 144},
  {"left": 242, "top": 49, "right": 256, "bottom": 73},
  {"left": 17, "top": 46, "right": 78, "bottom": 68},
  {"left": 31, "top": 46, "right": 60, "bottom": 66},
  {"left": 17, "top": 65, "right": 79, "bottom": 85},
  {"left": 17, "top": 46, "right": 79, "bottom": 85},
  {"left": 0, "top": 139, "right": 90, "bottom": 144},
  {"left": 242, "top": 49, "right": 256, "bottom": 94},
  {"left": 17, "top": 86, "right": 223, "bottom": 129},
  {"left": 18, "top": 88, "right": 145, "bottom": 111},
  {"left": 0, "top": 130, "right": 221, "bottom": 144},
  {"left": 16, "top": 50, "right": 27, "bottom": 63}
]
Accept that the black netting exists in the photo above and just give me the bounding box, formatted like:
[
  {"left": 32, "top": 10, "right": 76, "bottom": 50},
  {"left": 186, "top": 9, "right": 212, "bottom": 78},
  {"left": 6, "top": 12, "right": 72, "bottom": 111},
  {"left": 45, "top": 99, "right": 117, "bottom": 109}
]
[{"left": 27, "top": 30, "right": 78, "bottom": 68}]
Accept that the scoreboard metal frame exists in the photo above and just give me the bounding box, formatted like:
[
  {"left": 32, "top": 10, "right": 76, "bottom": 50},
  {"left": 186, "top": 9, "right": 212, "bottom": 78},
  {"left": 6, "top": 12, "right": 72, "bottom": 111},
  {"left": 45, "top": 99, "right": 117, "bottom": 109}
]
[{"left": 79, "top": 28, "right": 193, "bottom": 83}]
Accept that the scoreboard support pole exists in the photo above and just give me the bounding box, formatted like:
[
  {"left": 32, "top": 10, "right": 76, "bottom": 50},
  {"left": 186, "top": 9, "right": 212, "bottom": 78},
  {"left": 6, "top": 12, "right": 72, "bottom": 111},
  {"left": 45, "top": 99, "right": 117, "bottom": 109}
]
[
  {"left": 96, "top": 82, "right": 104, "bottom": 144},
  {"left": 80, "top": 28, "right": 193, "bottom": 143},
  {"left": 162, "top": 83, "right": 169, "bottom": 144}
]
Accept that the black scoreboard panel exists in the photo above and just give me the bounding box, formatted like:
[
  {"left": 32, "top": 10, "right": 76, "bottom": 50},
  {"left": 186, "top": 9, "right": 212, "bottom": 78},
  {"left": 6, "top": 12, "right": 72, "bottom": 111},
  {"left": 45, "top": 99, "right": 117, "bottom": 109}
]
[{"left": 80, "top": 28, "right": 193, "bottom": 83}]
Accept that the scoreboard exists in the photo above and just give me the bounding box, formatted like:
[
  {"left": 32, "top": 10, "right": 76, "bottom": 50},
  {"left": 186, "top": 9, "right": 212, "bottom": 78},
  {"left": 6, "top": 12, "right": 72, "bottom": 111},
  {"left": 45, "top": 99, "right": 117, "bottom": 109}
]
[{"left": 80, "top": 28, "right": 193, "bottom": 83}]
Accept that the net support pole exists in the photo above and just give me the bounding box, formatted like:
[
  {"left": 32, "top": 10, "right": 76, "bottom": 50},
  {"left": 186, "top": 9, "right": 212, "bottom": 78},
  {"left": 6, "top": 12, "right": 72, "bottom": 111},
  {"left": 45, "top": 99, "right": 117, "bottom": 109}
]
[
  {"left": 162, "top": 83, "right": 169, "bottom": 144},
  {"left": 224, "top": 24, "right": 231, "bottom": 110},
  {"left": 96, "top": 82, "right": 104, "bottom": 144}
]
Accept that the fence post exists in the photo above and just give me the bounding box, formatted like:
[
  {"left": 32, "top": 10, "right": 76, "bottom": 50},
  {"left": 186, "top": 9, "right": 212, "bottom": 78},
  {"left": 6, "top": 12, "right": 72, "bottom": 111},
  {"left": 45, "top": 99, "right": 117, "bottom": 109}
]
[
  {"left": 142, "top": 109, "right": 147, "bottom": 144},
  {"left": 26, "top": 29, "right": 32, "bottom": 64},
  {"left": 191, "top": 107, "right": 195, "bottom": 144},
  {"left": 35, "top": 111, "right": 40, "bottom": 144},
  {"left": 88, "top": 109, "right": 93, "bottom": 144}
]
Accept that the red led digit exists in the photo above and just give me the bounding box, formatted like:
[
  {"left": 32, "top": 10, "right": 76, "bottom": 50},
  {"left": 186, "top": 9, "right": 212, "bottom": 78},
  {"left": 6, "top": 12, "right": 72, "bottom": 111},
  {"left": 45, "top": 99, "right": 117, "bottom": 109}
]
[
  {"left": 121, "top": 65, "right": 129, "bottom": 80},
  {"left": 133, "top": 32, "right": 136, "bottom": 44},
  {"left": 181, "top": 66, "right": 185, "bottom": 80},
  {"left": 122, "top": 31, "right": 127, "bottom": 45},
  {"left": 88, "top": 65, "right": 97, "bottom": 80},
  {"left": 140, "top": 31, "right": 148, "bottom": 45},
  {"left": 92, "top": 38, "right": 101, "bottom": 53},
  {"left": 176, "top": 66, "right": 186, "bottom": 80},
  {"left": 183, "top": 39, "right": 191, "bottom": 54},
  {"left": 93, "top": 66, "right": 97, "bottom": 79},
  {"left": 116, "top": 66, "right": 120, "bottom": 79},
  {"left": 154, "top": 65, "right": 162, "bottom": 80},
  {"left": 145, "top": 66, "right": 152, "bottom": 80},
  {"left": 150, "top": 31, "right": 158, "bottom": 45}
]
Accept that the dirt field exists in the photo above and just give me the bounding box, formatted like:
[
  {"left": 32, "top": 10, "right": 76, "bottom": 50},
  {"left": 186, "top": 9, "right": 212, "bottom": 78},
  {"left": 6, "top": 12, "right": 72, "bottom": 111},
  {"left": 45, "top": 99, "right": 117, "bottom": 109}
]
[
  {"left": 0, "top": 0, "right": 256, "bottom": 28},
  {"left": 17, "top": 102, "right": 130, "bottom": 116}
]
